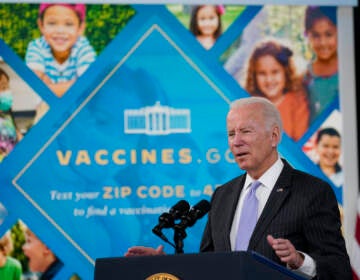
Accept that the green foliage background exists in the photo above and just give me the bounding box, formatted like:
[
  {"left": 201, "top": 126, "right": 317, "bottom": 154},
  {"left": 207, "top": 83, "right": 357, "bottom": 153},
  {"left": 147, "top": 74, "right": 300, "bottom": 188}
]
[
  {"left": 220, "top": 6, "right": 312, "bottom": 69},
  {"left": 9, "top": 221, "right": 29, "bottom": 273},
  {"left": 0, "top": 3, "right": 136, "bottom": 59},
  {"left": 263, "top": 6, "right": 312, "bottom": 61}
]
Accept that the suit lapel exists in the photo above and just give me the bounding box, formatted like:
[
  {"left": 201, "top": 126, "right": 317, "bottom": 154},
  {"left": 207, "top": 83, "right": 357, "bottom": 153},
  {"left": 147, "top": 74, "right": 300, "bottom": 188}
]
[
  {"left": 249, "top": 160, "right": 293, "bottom": 249},
  {"left": 223, "top": 175, "right": 246, "bottom": 250}
]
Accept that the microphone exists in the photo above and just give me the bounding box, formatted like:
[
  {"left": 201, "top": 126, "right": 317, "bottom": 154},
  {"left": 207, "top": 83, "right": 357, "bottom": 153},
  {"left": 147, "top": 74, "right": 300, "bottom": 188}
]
[
  {"left": 152, "top": 200, "right": 190, "bottom": 240},
  {"left": 174, "top": 200, "right": 211, "bottom": 231}
]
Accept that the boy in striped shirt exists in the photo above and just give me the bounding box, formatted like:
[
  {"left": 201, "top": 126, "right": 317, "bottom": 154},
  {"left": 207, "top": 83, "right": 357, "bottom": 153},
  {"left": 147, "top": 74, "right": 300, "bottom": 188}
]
[{"left": 25, "top": 3, "right": 96, "bottom": 98}]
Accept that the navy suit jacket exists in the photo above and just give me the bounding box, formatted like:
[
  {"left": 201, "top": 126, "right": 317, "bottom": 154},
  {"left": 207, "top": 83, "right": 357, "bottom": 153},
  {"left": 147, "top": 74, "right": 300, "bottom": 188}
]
[{"left": 200, "top": 159, "right": 352, "bottom": 280}]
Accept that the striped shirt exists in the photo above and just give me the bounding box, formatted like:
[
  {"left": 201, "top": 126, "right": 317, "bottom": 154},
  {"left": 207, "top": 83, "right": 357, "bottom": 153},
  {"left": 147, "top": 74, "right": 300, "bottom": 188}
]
[{"left": 25, "top": 36, "right": 96, "bottom": 83}]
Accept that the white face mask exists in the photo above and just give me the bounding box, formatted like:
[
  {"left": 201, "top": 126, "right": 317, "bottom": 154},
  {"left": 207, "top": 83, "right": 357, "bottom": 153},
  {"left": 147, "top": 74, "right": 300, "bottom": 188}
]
[{"left": 0, "top": 90, "right": 13, "bottom": 111}]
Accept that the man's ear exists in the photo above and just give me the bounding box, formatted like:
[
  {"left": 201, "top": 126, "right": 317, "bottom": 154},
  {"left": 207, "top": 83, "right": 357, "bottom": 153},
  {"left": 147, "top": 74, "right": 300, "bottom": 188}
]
[{"left": 271, "top": 126, "right": 281, "bottom": 147}]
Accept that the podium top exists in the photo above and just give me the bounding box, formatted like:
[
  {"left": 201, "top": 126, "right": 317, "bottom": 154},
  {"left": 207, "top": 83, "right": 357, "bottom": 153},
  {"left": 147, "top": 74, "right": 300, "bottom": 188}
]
[{"left": 94, "top": 251, "right": 311, "bottom": 280}]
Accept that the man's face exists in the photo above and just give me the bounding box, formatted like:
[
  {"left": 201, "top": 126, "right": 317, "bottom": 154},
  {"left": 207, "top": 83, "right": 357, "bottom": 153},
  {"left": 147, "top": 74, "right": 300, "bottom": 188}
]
[
  {"left": 227, "top": 103, "right": 279, "bottom": 178},
  {"left": 22, "top": 231, "right": 48, "bottom": 272}
]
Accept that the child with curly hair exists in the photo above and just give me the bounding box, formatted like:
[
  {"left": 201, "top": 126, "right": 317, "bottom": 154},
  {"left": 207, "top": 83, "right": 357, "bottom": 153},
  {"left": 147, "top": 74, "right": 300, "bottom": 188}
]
[{"left": 243, "top": 39, "right": 310, "bottom": 141}]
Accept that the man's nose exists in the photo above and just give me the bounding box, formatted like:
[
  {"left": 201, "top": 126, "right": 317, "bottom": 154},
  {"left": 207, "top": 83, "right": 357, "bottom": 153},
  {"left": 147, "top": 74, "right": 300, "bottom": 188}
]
[{"left": 232, "top": 133, "right": 243, "bottom": 145}]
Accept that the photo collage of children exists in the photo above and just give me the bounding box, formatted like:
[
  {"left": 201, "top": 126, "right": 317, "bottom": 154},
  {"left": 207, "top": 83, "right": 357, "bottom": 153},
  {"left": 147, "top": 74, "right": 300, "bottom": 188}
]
[
  {"left": 0, "top": 3, "right": 342, "bottom": 279},
  {"left": 167, "top": 4, "right": 342, "bottom": 188}
]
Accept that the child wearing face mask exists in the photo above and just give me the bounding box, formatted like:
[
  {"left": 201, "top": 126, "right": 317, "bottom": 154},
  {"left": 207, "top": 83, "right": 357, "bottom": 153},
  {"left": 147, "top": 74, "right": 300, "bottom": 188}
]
[
  {"left": 0, "top": 68, "right": 21, "bottom": 162},
  {"left": 189, "top": 5, "right": 224, "bottom": 50},
  {"left": 25, "top": 3, "right": 96, "bottom": 98},
  {"left": 243, "top": 40, "right": 310, "bottom": 141},
  {"left": 303, "top": 6, "right": 338, "bottom": 122}
]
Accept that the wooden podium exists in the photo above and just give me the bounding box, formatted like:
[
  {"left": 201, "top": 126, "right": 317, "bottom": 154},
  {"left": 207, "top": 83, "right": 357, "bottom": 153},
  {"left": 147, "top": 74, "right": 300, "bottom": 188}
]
[{"left": 94, "top": 251, "right": 311, "bottom": 280}]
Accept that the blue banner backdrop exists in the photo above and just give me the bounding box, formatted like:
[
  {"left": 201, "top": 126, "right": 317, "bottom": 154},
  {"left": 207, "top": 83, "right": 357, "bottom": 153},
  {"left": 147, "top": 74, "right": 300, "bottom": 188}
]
[{"left": 0, "top": 4, "right": 343, "bottom": 279}]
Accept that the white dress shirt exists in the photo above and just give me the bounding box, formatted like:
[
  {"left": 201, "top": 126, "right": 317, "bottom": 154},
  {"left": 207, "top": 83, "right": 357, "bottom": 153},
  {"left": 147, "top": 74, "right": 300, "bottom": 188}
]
[{"left": 229, "top": 157, "right": 316, "bottom": 277}]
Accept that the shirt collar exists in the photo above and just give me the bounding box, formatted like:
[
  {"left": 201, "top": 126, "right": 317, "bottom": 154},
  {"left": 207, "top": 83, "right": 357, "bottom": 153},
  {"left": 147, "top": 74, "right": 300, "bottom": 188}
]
[{"left": 245, "top": 156, "right": 284, "bottom": 190}]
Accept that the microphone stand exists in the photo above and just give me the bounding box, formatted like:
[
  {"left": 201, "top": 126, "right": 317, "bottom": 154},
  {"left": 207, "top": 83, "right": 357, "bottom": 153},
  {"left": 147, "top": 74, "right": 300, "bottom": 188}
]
[
  {"left": 174, "top": 227, "right": 187, "bottom": 254},
  {"left": 152, "top": 200, "right": 210, "bottom": 254}
]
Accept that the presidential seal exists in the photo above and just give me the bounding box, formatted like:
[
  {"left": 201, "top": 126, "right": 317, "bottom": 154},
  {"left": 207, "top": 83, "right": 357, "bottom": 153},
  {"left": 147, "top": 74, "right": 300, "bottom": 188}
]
[{"left": 146, "top": 272, "right": 180, "bottom": 280}]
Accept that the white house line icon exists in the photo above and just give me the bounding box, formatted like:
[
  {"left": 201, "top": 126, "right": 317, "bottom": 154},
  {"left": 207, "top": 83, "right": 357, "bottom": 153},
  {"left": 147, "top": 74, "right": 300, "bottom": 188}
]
[{"left": 124, "top": 101, "right": 191, "bottom": 135}]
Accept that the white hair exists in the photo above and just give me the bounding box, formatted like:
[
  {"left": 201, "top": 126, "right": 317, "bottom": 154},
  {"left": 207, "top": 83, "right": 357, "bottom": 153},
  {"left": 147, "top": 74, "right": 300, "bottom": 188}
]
[{"left": 229, "top": 96, "right": 283, "bottom": 138}]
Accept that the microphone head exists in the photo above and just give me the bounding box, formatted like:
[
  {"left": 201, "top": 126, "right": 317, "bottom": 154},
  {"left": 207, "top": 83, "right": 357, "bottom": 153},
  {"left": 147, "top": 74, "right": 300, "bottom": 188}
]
[
  {"left": 193, "top": 199, "right": 211, "bottom": 215},
  {"left": 189, "top": 200, "right": 211, "bottom": 222},
  {"left": 153, "top": 200, "right": 190, "bottom": 232},
  {"left": 169, "top": 199, "right": 190, "bottom": 219},
  {"left": 175, "top": 199, "right": 211, "bottom": 230}
]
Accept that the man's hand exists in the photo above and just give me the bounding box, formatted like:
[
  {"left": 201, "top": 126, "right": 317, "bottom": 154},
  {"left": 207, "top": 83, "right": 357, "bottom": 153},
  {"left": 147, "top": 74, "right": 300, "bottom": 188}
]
[
  {"left": 124, "top": 245, "right": 165, "bottom": 257},
  {"left": 267, "top": 235, "right": 304, "bottom": 269}
]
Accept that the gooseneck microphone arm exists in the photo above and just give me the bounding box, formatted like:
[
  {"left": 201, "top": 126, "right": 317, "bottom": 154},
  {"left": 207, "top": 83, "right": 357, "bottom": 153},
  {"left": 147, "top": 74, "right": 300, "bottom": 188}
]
[{"left": 151, "top": 199, "right": 211, "bottom": 254}]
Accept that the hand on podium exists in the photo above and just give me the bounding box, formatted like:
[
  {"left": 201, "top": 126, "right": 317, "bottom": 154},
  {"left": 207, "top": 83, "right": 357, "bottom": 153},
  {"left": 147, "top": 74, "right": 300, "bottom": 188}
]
[{"left": 125, "top": 245, "right": 165, "bottom": 257}]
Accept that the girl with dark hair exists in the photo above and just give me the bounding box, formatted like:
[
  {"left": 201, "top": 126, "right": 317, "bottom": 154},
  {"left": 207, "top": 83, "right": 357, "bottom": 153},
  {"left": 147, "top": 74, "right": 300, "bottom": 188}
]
[
  {"left": 189, "top": 5, "right": 224, "bottom": 50},
  {"left": 303, "top": 6, "right": 338, "bottom": 122}
]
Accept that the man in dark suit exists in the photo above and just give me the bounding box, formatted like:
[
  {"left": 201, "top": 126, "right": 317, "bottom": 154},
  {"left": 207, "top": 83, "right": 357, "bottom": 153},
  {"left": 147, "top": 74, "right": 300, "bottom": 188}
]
[{"left": 126, "top": 97, "right": 352, "bottom": 279}]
